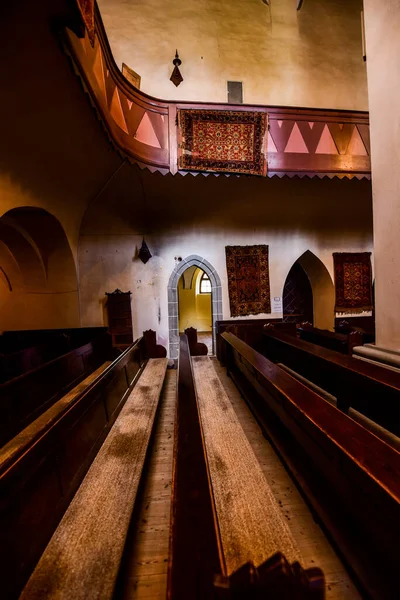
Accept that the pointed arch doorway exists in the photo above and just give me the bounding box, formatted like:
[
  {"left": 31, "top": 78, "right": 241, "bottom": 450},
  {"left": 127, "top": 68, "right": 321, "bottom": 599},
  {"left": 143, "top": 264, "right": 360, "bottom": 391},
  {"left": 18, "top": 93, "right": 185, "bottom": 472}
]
[
  {"left": 167, "top": 255, "right": 222, "bottom": 359},
  {"left": 283, "top": 250, "right": 335, "bottom": 330},
  {"left": 282, "top": 262, "right": 313, "bottom": 325}
]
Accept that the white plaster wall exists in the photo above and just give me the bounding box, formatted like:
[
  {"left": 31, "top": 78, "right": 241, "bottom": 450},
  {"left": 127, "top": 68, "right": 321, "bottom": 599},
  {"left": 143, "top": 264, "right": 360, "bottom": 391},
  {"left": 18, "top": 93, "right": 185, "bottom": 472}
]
[
  {"left": 79, "top": 210, "right": 372, "bottom": 352},
  {"left": 98, "top": 0, "right": 367, "bottom": 109},
  {"left": 364, "top": 0, "right": 400, "bottom": 350}
]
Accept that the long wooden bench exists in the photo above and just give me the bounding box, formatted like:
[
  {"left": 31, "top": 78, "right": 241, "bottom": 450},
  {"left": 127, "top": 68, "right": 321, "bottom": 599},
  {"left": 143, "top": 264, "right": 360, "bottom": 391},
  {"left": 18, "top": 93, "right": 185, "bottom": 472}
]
[
  {"left": 298, "top": 322, "right": 363, "bottom": 355},
  {"left": 277, "top": 362, "right": 400, "bottom": 451},
  {"left": 220, "top": 331, "right": 400, "bottom": 600},
  {"left": 168, "top": 334, "right": 325, "bottom": 599},
  {"left": 0, "top": 331, "right": 112, "bottom": 446},
  {"left": 335, "top": 316, "right": 375, "bottom": 344},
  {"left": 262, "top": 327, "right": 400, "bottom": 436},
  {"left": 0, "top": 327, "right": 109, "bottom": 383},
  {"left": 0, "top": 335, "right": 150, "bottom": 600},
  {"left": 19, "top": 357, "right": 168, "bottom": 600},
  {"left": 216, "top": 318, "right": 296, "bottom": 362}
]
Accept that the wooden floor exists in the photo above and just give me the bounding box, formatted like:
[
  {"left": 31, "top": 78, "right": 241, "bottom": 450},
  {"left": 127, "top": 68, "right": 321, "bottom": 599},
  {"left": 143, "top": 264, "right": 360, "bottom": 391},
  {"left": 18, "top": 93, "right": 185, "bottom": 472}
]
[
  {"left": 197, "top": 331, "right": 213, "bottom": 354},
  {"left": 116, "top": 369, "right": 176, "bottom": 600},
  {"left": 116, "top": 361, "right": 361, "bottom": 600}
]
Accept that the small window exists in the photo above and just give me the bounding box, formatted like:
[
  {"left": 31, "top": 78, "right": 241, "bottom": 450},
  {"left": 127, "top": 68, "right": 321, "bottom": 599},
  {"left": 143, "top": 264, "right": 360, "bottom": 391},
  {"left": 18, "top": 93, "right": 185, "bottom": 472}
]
[
  {"left": 199, "top": 272, "right": 211, "bottom": 294},
  {"left": 227, "top": 81, "right": 243, "bottom": 104}
]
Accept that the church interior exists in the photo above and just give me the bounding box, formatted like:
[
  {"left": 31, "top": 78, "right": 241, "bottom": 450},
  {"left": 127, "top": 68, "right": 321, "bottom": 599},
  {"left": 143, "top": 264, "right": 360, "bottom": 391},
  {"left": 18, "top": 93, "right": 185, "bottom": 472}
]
[{"left": 1, "top": 0, "right": 399, "bottom": 598}]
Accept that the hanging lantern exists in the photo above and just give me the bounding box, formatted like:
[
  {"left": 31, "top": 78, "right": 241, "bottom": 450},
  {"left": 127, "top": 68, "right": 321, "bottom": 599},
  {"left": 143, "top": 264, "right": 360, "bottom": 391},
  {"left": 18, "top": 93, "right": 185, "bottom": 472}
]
[{"left": 138, "top": 238, "right": 152, "bottom": 264}]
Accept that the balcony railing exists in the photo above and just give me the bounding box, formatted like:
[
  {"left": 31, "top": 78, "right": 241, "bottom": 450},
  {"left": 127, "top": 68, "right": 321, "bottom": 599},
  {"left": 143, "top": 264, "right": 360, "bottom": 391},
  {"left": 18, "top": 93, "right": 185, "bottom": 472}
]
[{"left": 63, "top": 6, "right": 370, "bottom": 179}]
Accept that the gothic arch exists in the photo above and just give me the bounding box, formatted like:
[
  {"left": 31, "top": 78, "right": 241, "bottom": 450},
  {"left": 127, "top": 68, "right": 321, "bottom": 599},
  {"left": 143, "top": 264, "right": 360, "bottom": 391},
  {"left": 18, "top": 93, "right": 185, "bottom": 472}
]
[
  {"left": 167, "top": 255, "right": 222, "bottom": 358},
  {"left": 283, "top": 250, "right": 335, "bottom": 330}
]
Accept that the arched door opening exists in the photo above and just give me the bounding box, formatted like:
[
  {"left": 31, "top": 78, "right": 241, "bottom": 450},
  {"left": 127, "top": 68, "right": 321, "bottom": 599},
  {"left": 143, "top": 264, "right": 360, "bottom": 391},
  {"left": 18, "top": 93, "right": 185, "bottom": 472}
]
[
  {"left": 178, "top": 267, "right": 212, "bottom": 353},
  {"left": 282, "top": 262, "right": 313, "bottom": 325},
  {"left": 283, "top": 251, "right": 335, "bottom": 330},
  {"left": 167, "top": 255, "right": 222, "bottom": 359}
]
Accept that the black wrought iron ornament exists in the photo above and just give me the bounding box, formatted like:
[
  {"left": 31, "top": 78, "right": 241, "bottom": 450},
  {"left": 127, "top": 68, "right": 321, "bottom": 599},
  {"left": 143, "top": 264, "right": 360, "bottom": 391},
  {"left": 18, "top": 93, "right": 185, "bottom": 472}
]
[
  {"left": 170, "top": 50, "right": 183, "bottom": 87},
  {"left": 138, "top": 238, "right": 152, "bottom": 264}
]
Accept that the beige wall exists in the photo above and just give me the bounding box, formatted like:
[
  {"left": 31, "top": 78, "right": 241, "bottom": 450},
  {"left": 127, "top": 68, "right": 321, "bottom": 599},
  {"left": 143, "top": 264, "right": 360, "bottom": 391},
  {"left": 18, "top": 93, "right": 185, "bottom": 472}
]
[
  {"left": 79, "top": 165, "right": 373, "bottom": 353},
  {"left": 364, "top": 0, "right": 400, "bottom": 350},
  {"left": 0, "top": 0, "right": 124, "bottom": 330},
  {"left": 99, "top": 0, "right": 368, "bottom": 109},
  {"left": 178, "top": 268, "right": 212, "bottom": 332}
]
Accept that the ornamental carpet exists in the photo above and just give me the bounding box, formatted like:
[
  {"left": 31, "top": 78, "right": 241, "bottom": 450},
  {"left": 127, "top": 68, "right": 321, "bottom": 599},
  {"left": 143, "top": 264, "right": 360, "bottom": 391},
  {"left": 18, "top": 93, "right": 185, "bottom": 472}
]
[
  {"left": 333, "top": 252, "right": 373, "bottom": 314},
  {"left": 226, "top": 245, "right": 271, "bottom": 317},
  {"left": 76, "top": 0, "right": 95, "bottom": 45},
  {"left": 178, "top": 109, "right": 267, "bottom": 176}
]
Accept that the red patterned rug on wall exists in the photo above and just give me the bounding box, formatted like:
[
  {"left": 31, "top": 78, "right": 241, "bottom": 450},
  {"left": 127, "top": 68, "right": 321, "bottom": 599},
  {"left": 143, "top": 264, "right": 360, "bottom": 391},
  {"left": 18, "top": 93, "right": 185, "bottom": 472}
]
[
  {"left": 333, "top": 252, "right": 373, "bottom": 314},
  {"left": 226, "top": 245, "right": 271, "bottom": 317},
  {"left": 76, "top": 0, "right": 95, "bottom": 45},
  {"left": 178, "top": 109, "right": 268, "bottom": 176}
]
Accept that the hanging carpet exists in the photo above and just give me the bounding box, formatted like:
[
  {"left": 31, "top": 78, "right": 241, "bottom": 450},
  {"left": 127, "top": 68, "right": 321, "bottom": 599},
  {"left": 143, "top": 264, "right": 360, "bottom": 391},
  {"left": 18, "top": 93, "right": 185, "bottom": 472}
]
[
  {"left": 178, "top": 109, "right": 267, "bottom": 176},
  {"left": 226, "top": 245, "right": 271, "bottom": 317},
  {"left": 333, "top": 252, "right": 373, "bottom": 314}
]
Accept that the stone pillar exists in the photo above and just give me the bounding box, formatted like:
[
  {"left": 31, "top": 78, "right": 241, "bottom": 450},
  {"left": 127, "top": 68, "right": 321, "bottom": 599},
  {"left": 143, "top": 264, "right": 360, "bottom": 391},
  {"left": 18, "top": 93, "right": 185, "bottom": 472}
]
[{"left": 364, "top": 0, "right": 400, "bottom": 351}]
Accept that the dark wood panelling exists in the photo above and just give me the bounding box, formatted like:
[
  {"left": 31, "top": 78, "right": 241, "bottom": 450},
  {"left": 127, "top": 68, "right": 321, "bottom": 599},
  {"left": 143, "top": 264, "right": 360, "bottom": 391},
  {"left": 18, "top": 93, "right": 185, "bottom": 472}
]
[
  {"left": 261, "top": 328, "right": 400, "bottom": 434},
  {"left": 220, "top": 332, "right": 400, "bottom": 599},
  {"left": 0, "top": 338, "right": 145, "bottom": 600}
]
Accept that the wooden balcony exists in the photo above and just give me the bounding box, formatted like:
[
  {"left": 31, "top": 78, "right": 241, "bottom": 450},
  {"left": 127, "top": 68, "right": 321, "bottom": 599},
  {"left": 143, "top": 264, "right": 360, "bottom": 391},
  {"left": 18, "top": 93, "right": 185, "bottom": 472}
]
[{"left": 63, "top": 6, "right": 370, "bottom": 180}]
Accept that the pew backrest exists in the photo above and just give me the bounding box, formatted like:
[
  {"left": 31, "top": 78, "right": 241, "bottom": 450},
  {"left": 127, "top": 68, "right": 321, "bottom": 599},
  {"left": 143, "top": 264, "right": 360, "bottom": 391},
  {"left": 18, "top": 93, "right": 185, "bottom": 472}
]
[
  {"left": 0, "top": 337, "right": 145, "bottom": 600},
  {"left": 298, "top": 323, "right": 363, "bottom": 355},
  {"left": 220, "top": 331, "right": 400, "bottom": 596},
  {"left": 0, "top": 332, "right": 112, "bottom": 445},
  {"left": 262, "top": 328, "right": 400, "bottom": 435}
]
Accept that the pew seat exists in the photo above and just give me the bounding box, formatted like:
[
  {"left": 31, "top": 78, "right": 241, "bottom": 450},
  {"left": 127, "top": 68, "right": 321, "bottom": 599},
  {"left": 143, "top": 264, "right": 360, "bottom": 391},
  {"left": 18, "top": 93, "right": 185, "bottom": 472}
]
[
  {"left": 192, "top": 356, "right": 301, "bottom": 573},
  {"left": 20, "top": 357, "right": 168, "bottom": 600},
  {"left": 220, "top": 331, "right": 400, "bottom": 599}
]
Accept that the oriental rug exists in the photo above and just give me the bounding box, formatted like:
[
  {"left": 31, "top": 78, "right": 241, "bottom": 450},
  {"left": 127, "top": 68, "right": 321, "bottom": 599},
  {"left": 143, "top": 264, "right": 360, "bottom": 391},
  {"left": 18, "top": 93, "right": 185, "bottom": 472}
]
[
  {"left": 226, "top": 245, "right": 271, "bottom": 317},
  {"left": 178, "top": 109, "right": 267, "bottom": 176},
  {"left": 76, "top": 0, "right": 95, "bottom": 46},
  {"left": 333, "top": 252, "right": 373, "bottom": 314}
]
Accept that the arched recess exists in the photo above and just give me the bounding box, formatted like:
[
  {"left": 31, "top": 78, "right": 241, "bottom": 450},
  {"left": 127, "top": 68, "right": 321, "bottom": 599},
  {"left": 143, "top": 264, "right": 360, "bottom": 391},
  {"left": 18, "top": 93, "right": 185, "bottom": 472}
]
[
  {"left": 0, "top": 207, "right": 79, "bottom": 329},
  {"left": 282, "top": 262, "right": 313, "bottom": 325},
  {"left": 168, "top": 255, "right": 222, "bottom": 358},
  {"left": 283, "top": 250, "right": 335, "bottom": 330}
]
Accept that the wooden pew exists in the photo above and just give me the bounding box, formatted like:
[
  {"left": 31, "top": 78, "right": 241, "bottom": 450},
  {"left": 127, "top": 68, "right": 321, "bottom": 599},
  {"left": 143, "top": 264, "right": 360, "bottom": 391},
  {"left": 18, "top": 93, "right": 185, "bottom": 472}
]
[
  {"left": 216, "top": 318, "right": 296, "bottom": 362},
  {"left": 168, "top": 333, "right": 222, "bottom": 599},
  {"left": 0, "top": 331, "right": 112, "bottom": 446},
  {"left": 0, "top": 333, "right": 167, "bottom": 600},
  {"left": 298, "top": 322, "right": 363, "bottom": 355},
  {"left": 0, "top": 326, "right": 108, "bottom": 354},
  {"left": 19, "top": 356, "right": 168, "bottom": 600},
  {"left": 262, "top": 327, "right": 400, "bottom": 436},
  {"left": 335, "top": 316, "right": 375, "bottom": 344},
  {"left": 143, "top": 328, "right": 167, "bottom": 358},
  {"left": 168, "top": 334, "right": 324, "bottom": 600},
  {"left": 220, "top": 331, "right": 400, "bottom": 600},
  {"left": 184, "top": 326, "right": 208, "bottom": 355}
]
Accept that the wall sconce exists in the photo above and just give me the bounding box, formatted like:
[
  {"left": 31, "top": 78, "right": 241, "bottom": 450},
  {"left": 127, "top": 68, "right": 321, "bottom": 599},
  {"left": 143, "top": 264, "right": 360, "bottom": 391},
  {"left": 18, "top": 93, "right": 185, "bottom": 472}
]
[
  {"left": 170, "top": 50, "right": 183, "bottom": 87},
  {"left": 138, "top": 238, "right": 152, "bottom": 264}
]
